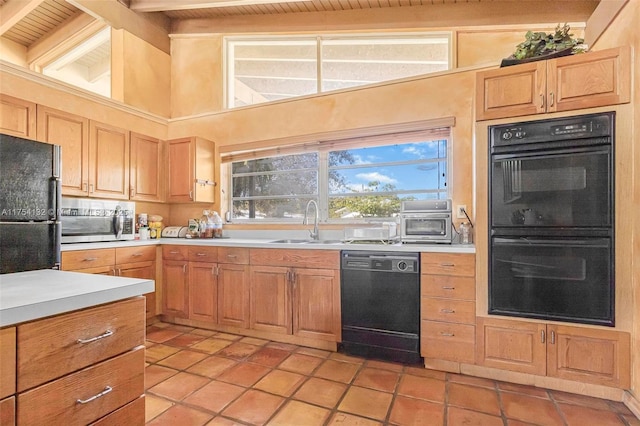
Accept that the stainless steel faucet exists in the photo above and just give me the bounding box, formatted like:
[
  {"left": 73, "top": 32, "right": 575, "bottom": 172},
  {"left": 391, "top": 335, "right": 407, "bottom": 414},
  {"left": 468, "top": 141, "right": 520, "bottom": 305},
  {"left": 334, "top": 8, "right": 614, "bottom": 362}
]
[{"left": 303, "top": 200, "right": 319, "bottom": 240}]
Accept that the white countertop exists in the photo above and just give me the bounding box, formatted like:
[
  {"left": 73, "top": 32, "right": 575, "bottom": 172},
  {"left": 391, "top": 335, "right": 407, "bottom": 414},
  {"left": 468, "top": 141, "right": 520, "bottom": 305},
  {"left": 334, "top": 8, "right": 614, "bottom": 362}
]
[
  {"left": 0, "top": 270, "right": 154, "bottom": 327},
  {"left": 61, "top": 237, "right": 475, "bottom": 253}
]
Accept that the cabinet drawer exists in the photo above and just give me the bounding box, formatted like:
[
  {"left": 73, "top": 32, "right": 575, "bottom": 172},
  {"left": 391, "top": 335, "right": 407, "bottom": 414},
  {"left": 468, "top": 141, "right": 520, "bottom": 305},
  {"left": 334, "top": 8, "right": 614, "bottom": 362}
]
[
  {"left": 90, "top": 395, "right": 145, "bottom": 426},
  {"left": 115, "top": 245, "right": 156, "bottom": 264},
  {"left": 421, "top": 253, "right": 475, "bottom": 277},
  {"left": 0, "top": 327, "right": 16, "bottom": 399},
  {"left": 251, "top": 248, "right": 340, "bottom": 269},
  {"left": 218, "top": 247, "right": 249, "bottom": 264},
  {"left": 17, "top": 297, "right": 145, "bottom": 392},
  {"left": 189, "top": 246, "right": 218, "bottom": 262},
  {"left": 421, "top": 320, "right": 475, "bottom": 363},
  {"left": 62, "top": 249, "right": 115, "bottom": 271},
  {"left": 162, "top": 245, "right": 188, "bottom": 260},
  {"left": 421, "top": 275, "right": 475, "bottom": 300},
  {"left": 17, "top": 348, "right": 144, "bottom": 426},
  {"left": 421, "top": 298, "right": 475, "bottom": 324}
]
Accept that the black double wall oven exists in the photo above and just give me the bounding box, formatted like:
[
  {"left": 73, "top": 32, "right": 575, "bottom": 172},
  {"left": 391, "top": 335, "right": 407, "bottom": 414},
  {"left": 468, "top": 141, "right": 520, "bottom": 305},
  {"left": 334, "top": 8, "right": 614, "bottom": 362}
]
[{"left": 489, "top": 112, "right": 615, "bottom": 326}]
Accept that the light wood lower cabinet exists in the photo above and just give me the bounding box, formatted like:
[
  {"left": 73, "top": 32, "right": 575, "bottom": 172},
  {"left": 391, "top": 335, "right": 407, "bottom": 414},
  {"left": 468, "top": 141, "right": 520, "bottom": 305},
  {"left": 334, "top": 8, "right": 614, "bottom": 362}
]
[
  {"left": 189, "top": 262, "right": 218, "bottom": 322},
  {"left": 62, "top": 246, "right": 157, "bottom": 319},
  {"left": 0, "top": 327, "right": 16, "bottom": 400},
  {"left": 11, "top": 298, "right": 145, "bottom": 425},
  {"left": 420, "top": 253, "right": 476, "bottom": 364},
  {"left": 217, "top": 262, "right": 250, "bottom": 328},
  {"left": 249, "top": 249, "right": 341, "bottom": 342},
  {"left": 476, "top": 317, "right": 631, "bottom": 388}
]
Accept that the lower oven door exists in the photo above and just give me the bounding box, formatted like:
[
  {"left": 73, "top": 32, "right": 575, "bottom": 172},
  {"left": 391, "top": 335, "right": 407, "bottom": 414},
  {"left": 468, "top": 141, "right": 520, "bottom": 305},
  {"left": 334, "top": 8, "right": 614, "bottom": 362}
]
[{"left": 489, "top": 236, "right": 613, "bottom": 326}]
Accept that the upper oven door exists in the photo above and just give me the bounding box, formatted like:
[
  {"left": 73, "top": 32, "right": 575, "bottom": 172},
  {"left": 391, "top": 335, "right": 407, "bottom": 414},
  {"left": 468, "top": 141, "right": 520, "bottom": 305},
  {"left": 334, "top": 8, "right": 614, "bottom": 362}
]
[
  {"left": 402, "top": 214, "right": 450, "bottom": 237},
  {"left": 491, "top": 146, "right": 612, "bottom": 230}
]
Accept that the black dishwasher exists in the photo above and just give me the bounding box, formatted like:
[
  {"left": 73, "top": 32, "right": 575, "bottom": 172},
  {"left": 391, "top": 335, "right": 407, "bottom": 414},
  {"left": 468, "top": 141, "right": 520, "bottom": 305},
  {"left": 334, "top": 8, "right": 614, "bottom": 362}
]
[{"left": 340, "top": 250, "right": 421, "bottom": 364}]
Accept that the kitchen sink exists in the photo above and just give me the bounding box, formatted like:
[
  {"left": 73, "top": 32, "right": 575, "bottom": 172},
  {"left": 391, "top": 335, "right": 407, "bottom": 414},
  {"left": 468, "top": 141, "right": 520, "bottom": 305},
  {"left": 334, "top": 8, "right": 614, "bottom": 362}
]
[{"left": 269, "top": 239, "right": 343, "bottom": 244}]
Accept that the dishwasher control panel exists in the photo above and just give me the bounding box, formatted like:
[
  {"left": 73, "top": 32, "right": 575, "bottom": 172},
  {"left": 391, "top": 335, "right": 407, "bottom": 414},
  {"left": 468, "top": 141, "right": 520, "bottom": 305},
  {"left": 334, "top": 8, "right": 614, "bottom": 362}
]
[{"left": 341, "top": 251, "right": 419, "bottom": 273}]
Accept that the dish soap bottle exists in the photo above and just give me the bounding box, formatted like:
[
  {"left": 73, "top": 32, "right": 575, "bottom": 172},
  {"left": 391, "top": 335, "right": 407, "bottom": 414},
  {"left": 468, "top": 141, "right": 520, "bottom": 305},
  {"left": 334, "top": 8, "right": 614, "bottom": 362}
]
[{"left": 211, "top": 211, "right": 223, "bottom": 238}]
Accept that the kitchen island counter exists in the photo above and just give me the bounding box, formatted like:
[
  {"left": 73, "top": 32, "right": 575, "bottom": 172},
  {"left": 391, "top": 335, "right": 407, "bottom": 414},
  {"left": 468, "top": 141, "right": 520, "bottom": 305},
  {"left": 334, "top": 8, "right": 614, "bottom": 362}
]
[{"left": 0, "top": 269, "right": 153, "bottom": 327}]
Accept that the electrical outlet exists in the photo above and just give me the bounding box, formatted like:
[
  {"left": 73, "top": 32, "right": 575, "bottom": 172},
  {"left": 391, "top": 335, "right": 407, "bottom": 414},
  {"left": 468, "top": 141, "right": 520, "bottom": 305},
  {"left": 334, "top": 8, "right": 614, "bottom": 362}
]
[{"left": 456, "top": 205, "right": 467, "bottom": 219}]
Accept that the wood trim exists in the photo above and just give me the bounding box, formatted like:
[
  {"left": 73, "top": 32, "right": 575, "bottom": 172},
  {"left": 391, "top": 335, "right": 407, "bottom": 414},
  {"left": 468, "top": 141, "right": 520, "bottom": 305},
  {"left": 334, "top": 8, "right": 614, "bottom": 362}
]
[
  {"left": 0, "top": 327, "right": 16, "bottom": 399},
  {"left": 623, "top": 391, "right": 640, "bottom": 420},
  {"left": 584, "top": 0, "right": 629, "bottom": 48}
]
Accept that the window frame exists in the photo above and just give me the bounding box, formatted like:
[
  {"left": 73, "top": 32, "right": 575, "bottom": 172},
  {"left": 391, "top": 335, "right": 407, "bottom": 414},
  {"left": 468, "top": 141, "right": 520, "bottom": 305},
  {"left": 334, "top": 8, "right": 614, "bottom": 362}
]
[{"left": 224, "top": 31, "right": 453, "bottom": 109}]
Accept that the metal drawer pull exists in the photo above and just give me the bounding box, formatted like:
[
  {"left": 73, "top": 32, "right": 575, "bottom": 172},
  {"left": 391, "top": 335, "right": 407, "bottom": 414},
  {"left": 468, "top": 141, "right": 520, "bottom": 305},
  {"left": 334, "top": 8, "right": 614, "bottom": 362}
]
[
  {"left": 77, "top": 330, "right": 113, "bottom": 344},
  {"left": 440, "top": 332, "right": 454, "bottom": 337},
  {"left": 549, "top": 92, "right": 555, "bottom": 107},
  {"left": 169, "top": 251, "right": 180, "bottom": 254},
  {"left": 77, "top": 386, "right": 113, "bottom": 404},
  {"left": 132, "top": 253, "right": 143, "bottom": 257},
  {"left": 227, "top": 254, "right": 237, "bottom": 258},
  {"left": 440, "top": 309, "right": 455, "bottom": 314},
  {"left": 196, "top": 253, "right": 207, "bottom": 256},
  {"left": 442, "top": 286, "right": 455, "bottom": 290},
  {"left": 440, "top": 262, "right": 455, "bottom": 267},
  {"left": 83, "top": 257, "right": 98, "bottom": 261}
]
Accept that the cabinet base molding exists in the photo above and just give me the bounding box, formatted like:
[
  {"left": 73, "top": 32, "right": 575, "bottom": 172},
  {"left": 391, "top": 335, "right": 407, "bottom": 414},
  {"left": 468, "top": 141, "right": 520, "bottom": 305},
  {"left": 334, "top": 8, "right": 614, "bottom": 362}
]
[
  {"left": 459, "top": 363, "right": 625, "bottom": 402},
  {"left": 423, "top": 358, "right": 462, "bottom": 374},
  {"left": 161, "top": 316, "right": 338, "bottom": 352},
  {"left": 623, "top": 391, "right": 640, "bottom": 419}
]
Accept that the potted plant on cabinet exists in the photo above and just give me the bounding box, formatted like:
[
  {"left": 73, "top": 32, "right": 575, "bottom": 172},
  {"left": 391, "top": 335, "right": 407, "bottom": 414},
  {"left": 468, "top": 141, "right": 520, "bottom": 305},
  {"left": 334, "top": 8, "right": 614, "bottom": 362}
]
[{"left": 501, "top": 23, "right": 586, "bottom": 67}]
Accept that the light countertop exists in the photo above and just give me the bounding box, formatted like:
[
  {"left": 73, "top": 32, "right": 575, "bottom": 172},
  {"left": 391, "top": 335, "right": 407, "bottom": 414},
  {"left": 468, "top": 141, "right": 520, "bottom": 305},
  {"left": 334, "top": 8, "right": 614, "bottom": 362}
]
[
  {"left": 61, "top": 237, "right": 476, "bottom": 253},
  {"left": 0, "top": 269, "right": 154, "bottom": 327}
]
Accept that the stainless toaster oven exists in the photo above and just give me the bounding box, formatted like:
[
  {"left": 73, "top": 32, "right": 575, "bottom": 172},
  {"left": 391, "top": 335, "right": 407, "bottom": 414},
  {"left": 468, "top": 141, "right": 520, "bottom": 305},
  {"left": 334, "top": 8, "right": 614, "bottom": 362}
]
[
  {"left": 60, "top": 197, "right": 135, "bottom": 243},
  {"left": 400, "top": 199, "right": 452, "bottom": 244}
]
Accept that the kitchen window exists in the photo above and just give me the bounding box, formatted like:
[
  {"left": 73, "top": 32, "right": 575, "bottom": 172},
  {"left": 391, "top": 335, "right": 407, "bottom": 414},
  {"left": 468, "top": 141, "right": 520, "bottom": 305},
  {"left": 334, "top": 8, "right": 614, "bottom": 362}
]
[
  {"left": 225, "top": 126, "right": 450, "bottom": 221},
  {"left": 226, "top": 33, "right": 451, "bottom": 108}
]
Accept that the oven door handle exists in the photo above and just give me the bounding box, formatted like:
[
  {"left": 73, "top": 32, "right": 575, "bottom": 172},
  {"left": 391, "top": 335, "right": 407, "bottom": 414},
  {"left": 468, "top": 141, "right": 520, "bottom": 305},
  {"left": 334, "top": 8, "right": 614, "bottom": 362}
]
[{"left": 493, "top": 237, "right": 610, "bottom": 247}]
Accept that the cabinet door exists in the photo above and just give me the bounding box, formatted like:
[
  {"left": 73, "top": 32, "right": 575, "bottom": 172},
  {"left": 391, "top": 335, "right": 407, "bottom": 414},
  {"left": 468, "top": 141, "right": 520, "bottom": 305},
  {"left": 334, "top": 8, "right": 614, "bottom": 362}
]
[
  {"left": 194, "top": 137, "right": 215, "bottom": 203},
  {"left": 250, "top": 266, "right": 291, "bottom": 335},
  {"left": 36, "top": 106, "right": 89, "bottom": 196},
  {"left": 189, "top": 262, "right": 218, "bottom": 323},
  {"left": 476, "top": 317, "right": 546, "bottom": 375},
  {"left": 89, "top": 121, "right": 130, "bottom": 199},
  {"left": 0, "top": 396, "right": 15, "bottom": 426},
  {"left": 292, "top": 268, "right": 340, "bottom": 341},
  {"left": 548, "top": 46, "right": 631, "bottom": 113},
  {"left": 547, "top": 325, "right": 630, "bottom": 388},
  {"left": 130, "top": 132, "right": 164, "bottom": 202},
  {"left": 218, "top": 263, "right": 250, "bottom": 328},
  {"left": 162, "top": 260, "right": 189, "bottom": 318},
  {"left": 118, "top": 261, "right": 156, "bottom": 319},
  {"left": 0, "top": 328, "right": 16, "bottom": 399},
  {"left": 0, "top": 94, "right": 36, "bottom": 138},
  {"left": 475, "top": 61, "right": 546, "bottom": 121},
  {"left": 167, "top": 138, "right": 194, "bottom": 202}
]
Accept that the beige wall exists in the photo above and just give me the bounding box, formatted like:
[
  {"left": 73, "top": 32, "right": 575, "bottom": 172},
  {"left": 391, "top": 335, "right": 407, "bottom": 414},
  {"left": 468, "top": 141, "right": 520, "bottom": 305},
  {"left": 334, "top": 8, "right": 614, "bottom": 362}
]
[
  {"left": 0, "top": 37, "right": 28, "bottom": 67},
  {"left": 590, "top": 0, "right": 640, "bottom": 406}
]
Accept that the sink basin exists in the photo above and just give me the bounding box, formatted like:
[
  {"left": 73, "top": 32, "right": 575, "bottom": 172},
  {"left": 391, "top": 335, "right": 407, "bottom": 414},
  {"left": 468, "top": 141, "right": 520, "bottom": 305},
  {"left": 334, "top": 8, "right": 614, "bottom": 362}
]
[{"left": 269, "top": 239, "right": 343, "bottom": 244}]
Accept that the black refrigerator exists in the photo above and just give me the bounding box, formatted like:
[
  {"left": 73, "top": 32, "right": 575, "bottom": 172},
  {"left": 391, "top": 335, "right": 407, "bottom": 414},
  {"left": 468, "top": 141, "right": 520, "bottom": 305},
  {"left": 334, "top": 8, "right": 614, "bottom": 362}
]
[{"left": 0, "top": 133, "right": 62, "bottom": 273}]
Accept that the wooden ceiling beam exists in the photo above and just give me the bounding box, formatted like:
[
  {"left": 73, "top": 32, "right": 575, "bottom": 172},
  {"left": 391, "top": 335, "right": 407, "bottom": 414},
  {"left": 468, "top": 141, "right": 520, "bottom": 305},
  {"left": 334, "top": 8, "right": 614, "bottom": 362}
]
[
  {"left": 66, "top": 0, "right": 171, "bottom": 53},
  {"left": 0, "top": 0, "right": 44, "bottom": 36},
  {"left": 170, "top": 1, "right": 599, "bottom": 35},
  {"left": 130, "top": 0, "right": 309, "bottom": 12}
]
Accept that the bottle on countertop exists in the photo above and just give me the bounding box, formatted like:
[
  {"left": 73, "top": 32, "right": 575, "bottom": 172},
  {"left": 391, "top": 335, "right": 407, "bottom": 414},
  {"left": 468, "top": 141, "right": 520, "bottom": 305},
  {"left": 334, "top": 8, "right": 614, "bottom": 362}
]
[
  {"left": 211, "top": 211, "right": 223, "bottom": 238},
  {"left": 200, "top": 210, "right": 210, "bottom": 238},
  {"left": 459, "top": 222, "right": 473, "bottom": 244}
]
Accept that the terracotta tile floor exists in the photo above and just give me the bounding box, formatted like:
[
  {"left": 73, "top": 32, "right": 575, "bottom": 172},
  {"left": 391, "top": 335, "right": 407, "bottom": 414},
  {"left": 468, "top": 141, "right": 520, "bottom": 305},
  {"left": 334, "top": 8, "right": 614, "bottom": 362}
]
[{"left": 145, "top": 323, "right": 639, "bottom": 426}]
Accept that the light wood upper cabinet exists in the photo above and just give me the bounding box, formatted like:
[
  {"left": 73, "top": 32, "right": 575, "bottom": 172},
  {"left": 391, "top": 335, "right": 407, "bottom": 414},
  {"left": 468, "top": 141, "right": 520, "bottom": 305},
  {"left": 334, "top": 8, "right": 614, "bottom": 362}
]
[
  {"left": 476, "top": 317, "right": 631, "bottom": 388},
  {"left": 37, "top": 106, "right": 90, "bottom": 196},
  {"left": 168, "top": 137, "right": 215, "bottom": 203},
  {"left": 90, "top": 121, "right": 130, "bottom": 199},
  {"left": 130, "top": 132, "right": 164, "bottom": 202},
  {"left": 476, "top": 46, "right": 631, "bottom": 120},
  {"left": 0, "top": 95, "right": 36, "bottom": 138}
]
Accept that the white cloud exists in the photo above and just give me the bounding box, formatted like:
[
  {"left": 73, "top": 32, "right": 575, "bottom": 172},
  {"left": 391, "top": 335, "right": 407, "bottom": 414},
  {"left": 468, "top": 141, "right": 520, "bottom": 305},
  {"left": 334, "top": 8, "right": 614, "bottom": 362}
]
[{"left": 356, "top": 172, "right": 397, "bottom": 184}]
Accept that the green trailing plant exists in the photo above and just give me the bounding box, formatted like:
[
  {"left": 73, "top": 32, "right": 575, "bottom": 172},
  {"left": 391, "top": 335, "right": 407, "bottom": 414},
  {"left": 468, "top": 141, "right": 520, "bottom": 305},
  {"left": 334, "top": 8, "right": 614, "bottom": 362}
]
[{"left": 512, "top": 24, "right": 586, "bottom": 60}]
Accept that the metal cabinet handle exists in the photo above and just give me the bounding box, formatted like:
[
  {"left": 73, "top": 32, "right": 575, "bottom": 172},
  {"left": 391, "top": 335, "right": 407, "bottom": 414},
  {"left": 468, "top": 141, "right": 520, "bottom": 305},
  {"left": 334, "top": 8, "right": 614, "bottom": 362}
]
[
  {"left": 549, "top": 92, "right": 555, "bottom": 107},
  {"left": 84, "top": 257, "right": 98, "bottom": 262},
  {"left": 440, "top": 262, "right": 455, "bottom": 267},
  {"left": 196, "top": 253, "right": 207, "bottom": 256},
  {"left": 131, "top": 253, "right": 143, "bottom": 257},
  {"left": 440, "top": 309, "right": 455, "bottom": 314},
  {"left": 541, "top": 330, "right": 546, "bottom": 343},
  {"left": 440, "top": 332, "right": 454, "bottom": 337},
  {"left": 89, "top": 184, "right": 94, "bottom": 193},
  {"left": 130, "top": 187, "right": 135, "bottom": 198},
  {"left": 227, "top": 254, "right": 237, "bottom": 258},
  {"left": 83, "top": 182, "right": 88, "bottom": 192},
  {"left": 550, "top": 330, "right": 556, "bottom": 344},
  {"left": 77, "top": 386, "right": 113, "bottom": 404},
  {"left": 540, "top": 93, "right": 545, "bottom": 109},
  {"left": 77, "top": 329, "right": 113, "bottom": 344},
  {"left": 189, "top": 190, "right": 193, "bottom": 200},
  {"left": 169, "top": 251, "right": 180, "bottom": 254},
  {"left": 183, "top": 264, "right": 187, "bottom": 273},
  {"left": 116, "top": 268, "right": 122, "bottom": 276},
  {"left": 441, "top": 286, "right": 455, "bottom": 290}
]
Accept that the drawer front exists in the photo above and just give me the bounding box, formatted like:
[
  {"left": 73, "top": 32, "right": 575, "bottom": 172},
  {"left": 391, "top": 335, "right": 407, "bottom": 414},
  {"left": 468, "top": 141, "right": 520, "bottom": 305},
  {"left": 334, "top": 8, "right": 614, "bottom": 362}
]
[
  {"left": 188, "top": 246, "right": 218, "bottom": 262},
  {"left": 115, "top": 245, "right": 156, "bottom": 264},
  {"left": 421, "top": 275, "right": 475, "bottom": 300},
  {"left": 62, "top": 249, "right": 115, "bottom": 271},
  {"left": 250, "top": 248, "right": 340, "bottom": 269},
  {"left": 218, "top": 247, "right": 250, "bottom": 264},
  {"left": 421, "top": 298, "right": 476, "bottom": 324},
  {"left": 421, "top": 320, "right": 475, "bottom": 363},
  {"left": 17, "top": 348, "right": 144, "bottom": 426},
  {"left": 0, "top": 327, "right": 16, "bottom": 399},
  {"left": 90, "top": 395, "right": 145, "bottom": 426},
  {"left": 162, "top": 245, "right": 188, "bottom": 260},
  {"left": 17, "top": 297, "right": 145, "bottom": 392},
  {"left": 421, "top": 253, "right": 475, "bottom": 277}
]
